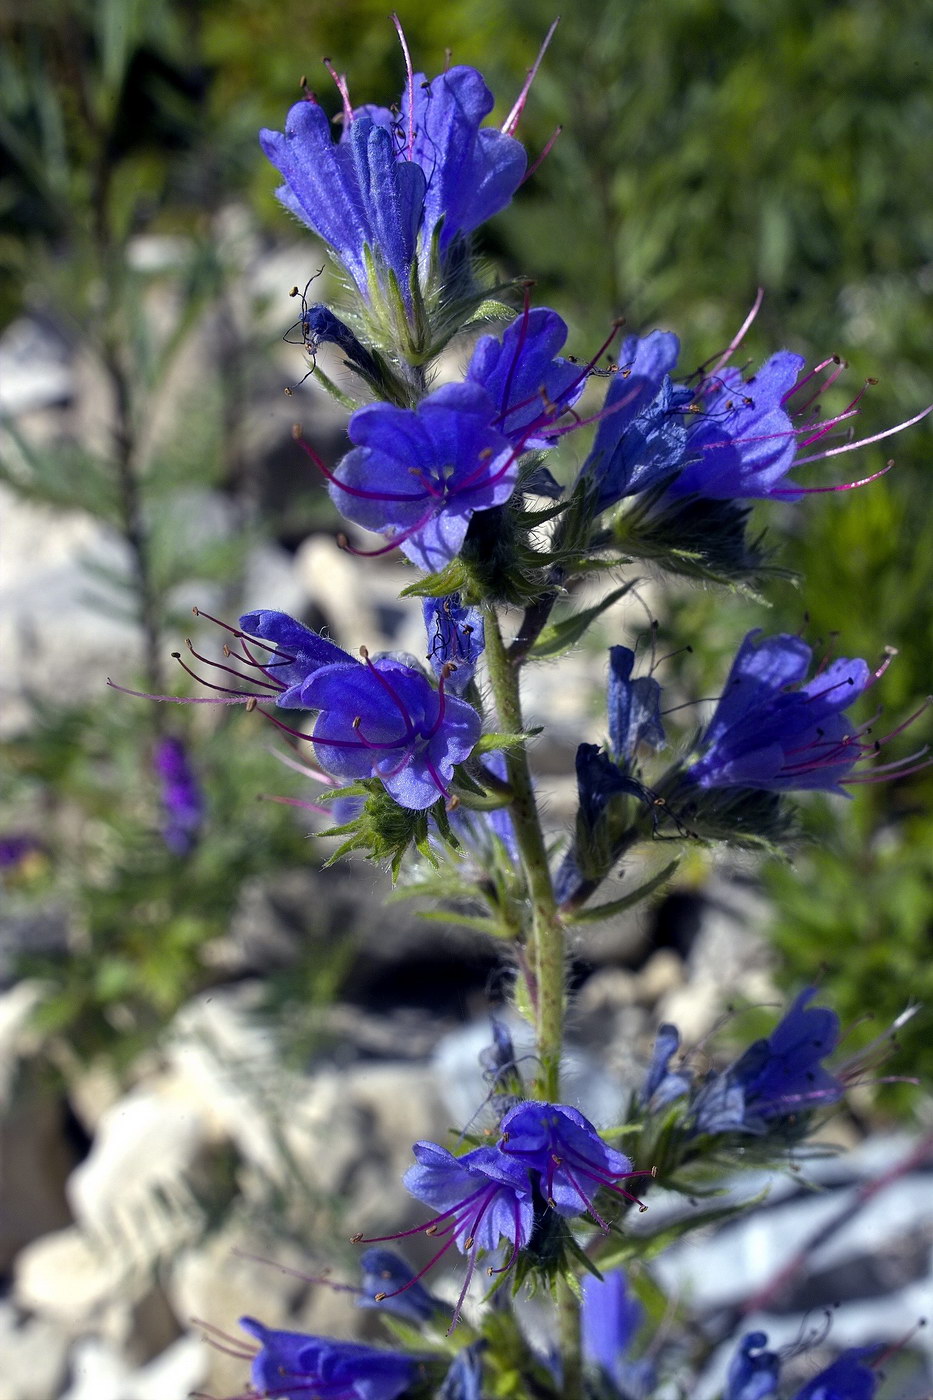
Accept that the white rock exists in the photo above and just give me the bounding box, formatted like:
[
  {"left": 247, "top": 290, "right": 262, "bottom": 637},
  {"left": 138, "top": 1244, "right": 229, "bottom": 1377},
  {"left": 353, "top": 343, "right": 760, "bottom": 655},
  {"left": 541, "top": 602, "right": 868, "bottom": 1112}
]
[
  {"left": 0, "top": 1301, "right": 71, "bottom": 1400},
  {"left": 59, "top": 1332, "right": 207, "bottom": 1400},
  {"left": 67, "top": 1073, "right": 224, "bottom": 1236}
]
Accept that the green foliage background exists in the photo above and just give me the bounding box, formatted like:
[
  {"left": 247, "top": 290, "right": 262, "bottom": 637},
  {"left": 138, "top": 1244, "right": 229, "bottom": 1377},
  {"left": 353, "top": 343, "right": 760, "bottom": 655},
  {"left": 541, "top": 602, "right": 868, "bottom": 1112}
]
[{"left": 1, "top": 0, "right": 931, "bottom": 1089}]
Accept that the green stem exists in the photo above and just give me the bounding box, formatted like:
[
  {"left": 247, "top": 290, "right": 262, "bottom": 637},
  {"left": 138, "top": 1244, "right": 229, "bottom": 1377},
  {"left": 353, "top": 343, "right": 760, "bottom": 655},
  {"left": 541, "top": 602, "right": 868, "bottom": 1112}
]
[
  {"left": 484, "top": 610, "right": 565, "bottom": 1100},
  {"left": 557, "top": 1278, "right": 583, "bottom": 1400}
]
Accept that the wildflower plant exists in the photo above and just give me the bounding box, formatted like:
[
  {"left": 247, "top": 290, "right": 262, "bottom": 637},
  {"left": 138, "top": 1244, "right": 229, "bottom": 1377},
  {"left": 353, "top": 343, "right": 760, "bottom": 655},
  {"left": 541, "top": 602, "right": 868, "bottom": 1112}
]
[{"left": 118, "top": 16, "right": 933, "bottom": 1400}]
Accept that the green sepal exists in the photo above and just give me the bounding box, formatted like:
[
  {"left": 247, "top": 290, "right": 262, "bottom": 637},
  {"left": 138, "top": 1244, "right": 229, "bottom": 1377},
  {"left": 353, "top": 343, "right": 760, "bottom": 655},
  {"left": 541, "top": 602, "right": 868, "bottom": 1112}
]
[
  {"left": 400, "top": 559, "right": 468, "bottom": 600},
  {"left": 474, "top": 731, "right": 534, "bottom": 756},
  {"left": 528, "top": 582, "right": 639, "bottom": 659},
  {"left": 511, "top": 500, "right": 569, "bottom": 529},
  {"left": 567, "top": 859, "right": 680, "bottom": 923},
  {"left": 318, "top": 783, "right": 459, "bottom": 880}
]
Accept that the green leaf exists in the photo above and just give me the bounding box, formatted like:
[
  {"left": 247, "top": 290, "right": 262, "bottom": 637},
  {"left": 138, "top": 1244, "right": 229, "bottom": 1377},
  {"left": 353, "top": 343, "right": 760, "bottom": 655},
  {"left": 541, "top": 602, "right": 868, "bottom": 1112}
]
[
  {"left": 568, "top": 860, "right": 680, "bottom": 923},
  {"left": 529, "top": 582, "right": 638, "bottom": 658}
]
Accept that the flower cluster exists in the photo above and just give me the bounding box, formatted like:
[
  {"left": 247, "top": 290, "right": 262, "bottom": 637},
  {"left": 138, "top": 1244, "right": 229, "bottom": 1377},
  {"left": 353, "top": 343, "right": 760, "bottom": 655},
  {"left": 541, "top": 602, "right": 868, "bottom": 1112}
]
[
  {"left": 116, "top": 23, "right": 932, "bottom": 1400},
  {"left": 356, "top": 1100, "right": 641, "bottom": 1323},
  {"left": 726, "top": 1332, "right": 878, "bottom": 1400},
  {"left": 260, "top": 42, "right": 528, "bottom": 348},
  {"left": 642, "top": 988, "right": 843, "bottom": 1134},
  {"left": 174, "top": 608, "right": 484, "bottom": 811}
]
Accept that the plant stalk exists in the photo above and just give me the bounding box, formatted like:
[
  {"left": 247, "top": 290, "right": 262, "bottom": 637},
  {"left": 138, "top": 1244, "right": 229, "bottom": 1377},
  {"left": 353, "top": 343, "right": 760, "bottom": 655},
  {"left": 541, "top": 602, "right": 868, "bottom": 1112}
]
[{"left": 484, "top": 609, "right": 565, "bottom": 1100}]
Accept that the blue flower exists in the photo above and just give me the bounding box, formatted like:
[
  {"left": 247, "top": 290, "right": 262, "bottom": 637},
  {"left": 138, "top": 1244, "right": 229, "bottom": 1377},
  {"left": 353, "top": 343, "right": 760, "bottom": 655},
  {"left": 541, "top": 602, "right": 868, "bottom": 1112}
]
[
  {"left": 438, "top": 1344, "right": 485, "bottom": 1400},
  {"left": 639, "top": 1023, "right": 692, "bottom": 1110},
  {"left": 329, "top": 382, "right": 517, "bottom": 571},
  {"left": 447, "top": 749, "right": 519, "bottom": 865},
  {"left": 260, "top": 64, "right": 525, "bottom": 307},
  {"left": 358, "top": 1139, "right": 535, "bottom": 1326},
  {"left": 357, "top": 1247, "right": 443, "bottom": 1324},
  {"left": 238, "top": 609, "right": 353, "bottom": 708},
  {"left": 579, "top": 324, "right": 924, "bottom": 513},
  {"left": 580, "top": 331, "right": 687, "bottom": 509},
  {"left": 693, "top": 989, "right": 842, "bottom": 1134},
  {"left": 725, "top": 1333, "right": 878, "bottom": 1400},
  {"left": 498, "top": 1101, "right": 641, "bottom": 1227},
  {"left": 423, "top": 594, "right": 485, "bottom": 695},
  {"left": 670, "top": 351, "right": 807, "bottom": 501},
  {"left": 686, "top": 630, "right": 874, "bottom": 794},
  {"left": 301, "top": 652, "right": 481, "bottom": 810},
  {"left": 581, "top": 1270, "right": 655, "bottom": 1400},
  {"left": 388, "top": 64, "right": 526, "bottom": 256},
  {"left": 725, "top": 1332, "right": 781, "bottom": 1400},
  {"left": 466, "top": 307, "right": 584, "bottom": 449},
  {"left": 608, "top": 646, "right": 666, "bottom": 761},
  {"left": 153, "top": 736, "right": 203, "bottom": 856},
  {"left": 794, "top": 1349, "right": 878, "bottom": 1400},
  {"left": 261, "top": 104, "right": 425, "bottom": 305},
  {"left": 239, "top": 1316, "right": 415, "bottom": 1400}
]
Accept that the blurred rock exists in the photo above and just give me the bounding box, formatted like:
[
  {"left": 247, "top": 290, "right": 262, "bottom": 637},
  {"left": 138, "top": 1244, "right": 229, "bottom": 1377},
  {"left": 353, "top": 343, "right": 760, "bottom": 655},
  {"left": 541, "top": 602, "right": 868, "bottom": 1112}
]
[
  {"left": 59, "top": 1332, "right": 206, "bottom": 1400},
  {"left": 0, "top": 1302, "right": 71, "bottom": 1400},
  {"left": 0, "top": 983, "right": 75, "bottom": 1271}
]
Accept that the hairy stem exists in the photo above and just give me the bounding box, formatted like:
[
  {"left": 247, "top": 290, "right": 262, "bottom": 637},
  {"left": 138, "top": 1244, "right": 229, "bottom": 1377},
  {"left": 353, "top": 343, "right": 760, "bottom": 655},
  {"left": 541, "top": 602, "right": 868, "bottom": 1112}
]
[{"left": 484, "top": 610, "right": 565, "bottom": 1099}]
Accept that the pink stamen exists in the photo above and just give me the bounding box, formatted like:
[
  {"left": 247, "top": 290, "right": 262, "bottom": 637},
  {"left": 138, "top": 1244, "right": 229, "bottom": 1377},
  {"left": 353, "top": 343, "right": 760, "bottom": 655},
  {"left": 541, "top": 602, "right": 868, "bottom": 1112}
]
[
  {"left": 106, "top": 679, "right": 251, "bottom": 706},
  {"left": 769, "top": 462, "right": 893, "bottom": 496},
  {"left": 522, "top": 125, "right": 562, "bottom": 184},
  {"left": 360, "top": 649, "right": 416, "bottom": 735},
  {"left": 795, "top": 402, "right": 933, "bottom": 465},
  {"left": 323, "top": 58, "right": 354, "bottom": 127},
  {"left": 391, "top": 13, "right": 416, "bottom": 161},
  {"left": 785, "top": 355, "right": 847, "bottom": 413},
  {"left": 337, "top": 504, "right": 437, "bottom": 558},
  {"left": 701, "top": 288, "right": 765, "bottom": 385},
  {"left": 501, "top": 18, "right": 559, "bottom": 136},
  {"left": 183, "top": 639, "right": 281, "bottom": 693},
  {"left": 296, "top": 430, "right": 431, "bottom": 503}
]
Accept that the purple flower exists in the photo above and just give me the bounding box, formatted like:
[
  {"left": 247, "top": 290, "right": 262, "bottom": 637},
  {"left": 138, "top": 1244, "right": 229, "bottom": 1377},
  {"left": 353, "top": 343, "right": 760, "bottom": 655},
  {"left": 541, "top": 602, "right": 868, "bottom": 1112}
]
[
  {"left": 152, "top": 737, "right": 203, "bottom": 855},
  {"left": 329, "top": 382, "right": 517, "bottom": 571},
  {"left": 423, "top": 593, "right": 485, "bottom": 695},
  {"left": 302, "top": 652, "right": 481, "bottom": 810},
  {"left": 357, "top": 1140, "right": 534, "bottom": 1326},
  {"left": 686, "top": 630, "right": 876, "bottom": 794},
  {"left": 694, "top": 989, "right": 842, "bottom": 1134},
  {"left": 498, "top": 1101, "right": 642, "bottom": 1227},
  {"left": 582, "top": 1270, "right": 655, "bottom": 1400},
  {"left": 0, "top": 834, "right": 44, "bottom": 871},
  {"left": 386, "top": 64, "right": 527, "bottom": 254},
  {"left": 608, "top": 646, "right": 666, "bottom": 761},
  {"left": 239, "top": 1317, "right": 416, "bottom": 1400},
  {"left": 466, "top": 307, "right": 584, "bottom": 448},
  {"left": 260, "top": 62, "right": 525, "bottom": 306}
]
